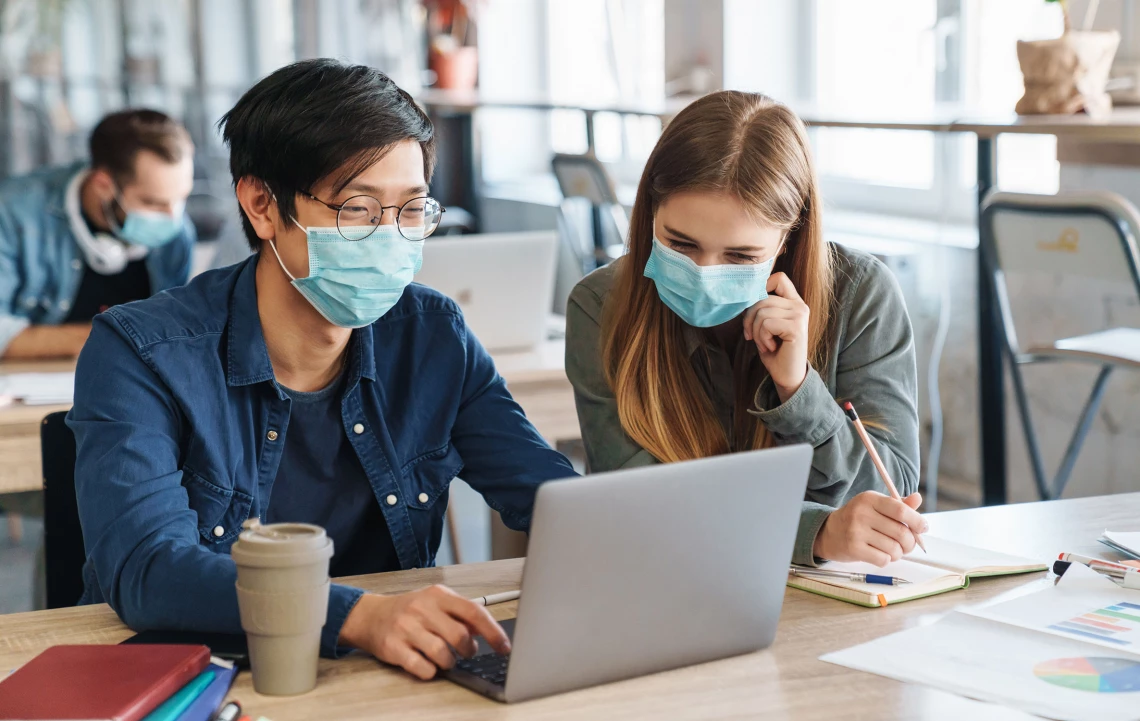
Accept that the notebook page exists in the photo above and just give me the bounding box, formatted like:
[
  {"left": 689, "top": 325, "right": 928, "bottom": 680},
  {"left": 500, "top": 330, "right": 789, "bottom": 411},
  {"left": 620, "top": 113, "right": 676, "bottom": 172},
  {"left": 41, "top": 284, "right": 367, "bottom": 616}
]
[{"left": 903, "top": 536, "right": 1045, "bottom": 575}]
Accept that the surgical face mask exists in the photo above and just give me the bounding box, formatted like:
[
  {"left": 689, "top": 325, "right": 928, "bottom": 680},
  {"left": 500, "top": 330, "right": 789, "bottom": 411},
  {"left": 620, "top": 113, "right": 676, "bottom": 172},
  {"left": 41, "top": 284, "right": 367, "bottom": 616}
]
[
  {"left": 269, "top": 221, "right": 423, "bottom": 328},
  {"left": 642, "top": 237, "right": 774, "bottom": 328},
  {"left": 106, "top": 192, "right": 186, "bottom": 248}
]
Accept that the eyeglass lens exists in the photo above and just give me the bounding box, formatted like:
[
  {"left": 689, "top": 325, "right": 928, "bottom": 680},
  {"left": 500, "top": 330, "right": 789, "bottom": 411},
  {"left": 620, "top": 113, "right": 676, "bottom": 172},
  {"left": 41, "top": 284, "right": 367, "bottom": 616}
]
[{"left": 336, "top": 195, "right": 443, "bottom": 241}]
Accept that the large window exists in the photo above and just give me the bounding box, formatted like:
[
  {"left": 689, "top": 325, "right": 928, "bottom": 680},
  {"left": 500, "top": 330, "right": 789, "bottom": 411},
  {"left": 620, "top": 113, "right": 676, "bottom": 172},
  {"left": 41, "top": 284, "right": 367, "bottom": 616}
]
[
  {"left": 547, "top": 0, "right": 663, "bottom": 183},
  {"left": 728, "top": 0, "right": 1067, "bottom": 223}
]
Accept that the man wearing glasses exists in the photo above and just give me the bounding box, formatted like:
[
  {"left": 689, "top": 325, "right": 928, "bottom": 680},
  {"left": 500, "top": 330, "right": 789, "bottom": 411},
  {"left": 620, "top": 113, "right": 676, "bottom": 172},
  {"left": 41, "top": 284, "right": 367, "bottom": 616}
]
[{"left": 67, "top": 59, "right": 577, "bottom": 679}]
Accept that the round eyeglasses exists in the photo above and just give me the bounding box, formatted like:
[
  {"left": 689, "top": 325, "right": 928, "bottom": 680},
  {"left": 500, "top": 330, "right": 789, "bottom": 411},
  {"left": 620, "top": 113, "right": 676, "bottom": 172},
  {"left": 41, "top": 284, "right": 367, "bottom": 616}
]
[{"left": 300, "top": 191, "right": 445, "bottom": 241}]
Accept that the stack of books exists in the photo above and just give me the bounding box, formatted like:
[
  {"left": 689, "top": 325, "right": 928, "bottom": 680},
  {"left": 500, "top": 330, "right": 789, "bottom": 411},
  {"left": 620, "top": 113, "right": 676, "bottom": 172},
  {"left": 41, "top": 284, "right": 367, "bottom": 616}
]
[{"left": 0, "top": 645, "right": 238, "bottom": 721}]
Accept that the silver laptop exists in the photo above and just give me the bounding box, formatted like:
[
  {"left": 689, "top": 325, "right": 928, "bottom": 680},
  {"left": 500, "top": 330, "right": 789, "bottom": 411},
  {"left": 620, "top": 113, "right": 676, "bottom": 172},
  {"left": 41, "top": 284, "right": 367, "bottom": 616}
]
[
  {"left": 414, "top": 232, "right": 558, "bottom": 351},
  {"left": 444, "top": 444, "right": 813, "bottom": 702}
]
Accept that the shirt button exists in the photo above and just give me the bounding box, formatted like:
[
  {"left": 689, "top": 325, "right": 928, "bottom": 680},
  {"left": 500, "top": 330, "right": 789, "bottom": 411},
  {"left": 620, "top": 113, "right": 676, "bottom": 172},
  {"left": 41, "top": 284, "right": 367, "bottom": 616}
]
[
  {"left": 71, "top": 259, "right": 82, "bottom": 270},
  {"left": 213, "top": 525, "right": 225, "bottom": 537},
  {"left": 418, "top": 492, "right": 429, "bottom": 504},
  {"left": 58, "top": 300, "right": 70, "bottom": 311},
  {"left": 23, "top": 298, "right": 36, "bottom": 308},
  {"left": 353, "top": 423, "right": 364, "bottom": 435},
  {"left": 386, "top": 494, "right": 397, "bottom": 506},
  {"left": 267, "top": 430, "right": 278, "bottom": 441}
]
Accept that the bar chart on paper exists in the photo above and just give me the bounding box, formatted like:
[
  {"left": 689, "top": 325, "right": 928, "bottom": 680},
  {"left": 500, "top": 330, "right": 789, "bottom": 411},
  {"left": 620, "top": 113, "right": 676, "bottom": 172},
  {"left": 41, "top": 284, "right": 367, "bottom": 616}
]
[{"left": 1049, "top": 602, "right": 1140, "bottom": 646}]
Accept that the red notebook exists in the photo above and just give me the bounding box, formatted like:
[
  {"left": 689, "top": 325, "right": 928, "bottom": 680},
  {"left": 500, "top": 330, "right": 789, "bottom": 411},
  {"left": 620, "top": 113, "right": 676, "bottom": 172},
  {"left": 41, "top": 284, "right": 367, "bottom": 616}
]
[{"left": 0, "top": 644, "right": 210, "bottom": 721}]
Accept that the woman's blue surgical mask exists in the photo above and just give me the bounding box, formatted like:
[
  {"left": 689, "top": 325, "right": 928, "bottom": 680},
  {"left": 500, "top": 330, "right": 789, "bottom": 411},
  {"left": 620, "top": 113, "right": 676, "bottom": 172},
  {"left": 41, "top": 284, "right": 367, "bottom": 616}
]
[
  {"left": 269, "top": 221, "right": 423, "bottom": 328},
  {"left": 106, "top": 195, "right": 185, "bottom": 248},
  {"left": 643, "top": 237, "right": 774, "bottom": 327}
]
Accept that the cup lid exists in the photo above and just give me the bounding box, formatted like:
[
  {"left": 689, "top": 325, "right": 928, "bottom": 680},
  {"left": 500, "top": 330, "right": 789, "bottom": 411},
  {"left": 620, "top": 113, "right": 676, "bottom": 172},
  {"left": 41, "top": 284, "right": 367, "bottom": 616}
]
[{"left": 230, "top": 519, "right": 334, "bottom": 568}]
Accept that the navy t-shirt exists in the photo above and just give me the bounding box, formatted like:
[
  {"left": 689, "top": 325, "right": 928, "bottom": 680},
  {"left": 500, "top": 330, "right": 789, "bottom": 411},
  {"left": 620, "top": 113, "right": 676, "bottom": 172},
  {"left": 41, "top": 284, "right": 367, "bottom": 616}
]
[{"left": 267, "top": 369, "right": 398, "bottom": 577}]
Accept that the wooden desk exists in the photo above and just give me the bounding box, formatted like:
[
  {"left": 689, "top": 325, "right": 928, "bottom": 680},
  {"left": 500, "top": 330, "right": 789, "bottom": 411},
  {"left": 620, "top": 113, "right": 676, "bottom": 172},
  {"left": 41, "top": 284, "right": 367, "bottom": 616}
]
[
  {"left": 0, "top": 360, "right": 72, "bottom": 496},
  {"left": 1, "top": 492, "right": 1134, "bottom": 719},
  {"left": 0, "top": 344, "right": 577, "bottom": 497}
]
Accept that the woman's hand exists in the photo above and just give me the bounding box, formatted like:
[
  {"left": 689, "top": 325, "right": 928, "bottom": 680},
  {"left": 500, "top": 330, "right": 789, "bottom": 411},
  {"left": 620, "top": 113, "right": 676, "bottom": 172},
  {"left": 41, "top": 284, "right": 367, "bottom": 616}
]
[
  {"left": 743, "top": 272, "right": 810, "bottom": 403},
  {"left": 813, "top": 491, "right": 928, "bottom": 566},
  {"left": 339, "top": 585, "right": 511, "bottom": 680}
]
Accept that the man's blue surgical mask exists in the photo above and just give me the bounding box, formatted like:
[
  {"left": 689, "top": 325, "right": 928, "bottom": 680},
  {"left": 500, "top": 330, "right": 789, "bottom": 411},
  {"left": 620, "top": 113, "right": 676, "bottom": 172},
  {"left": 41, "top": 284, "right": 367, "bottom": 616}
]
[
  {"left": 643, "top": 237, "right": 774, "bottom": 328},
  {"left": 269, "top": 222, "right": 423, "bottom": 328},
  {"left": 106, "top": 194, "right": 185, "bottom": 248}
]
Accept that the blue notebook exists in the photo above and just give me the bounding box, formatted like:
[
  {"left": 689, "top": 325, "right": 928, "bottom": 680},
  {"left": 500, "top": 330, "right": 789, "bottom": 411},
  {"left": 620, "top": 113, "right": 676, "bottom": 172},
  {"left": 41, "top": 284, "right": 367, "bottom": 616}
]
[{"left": 174, "top": 661, "right": 237, "bottom": 721}]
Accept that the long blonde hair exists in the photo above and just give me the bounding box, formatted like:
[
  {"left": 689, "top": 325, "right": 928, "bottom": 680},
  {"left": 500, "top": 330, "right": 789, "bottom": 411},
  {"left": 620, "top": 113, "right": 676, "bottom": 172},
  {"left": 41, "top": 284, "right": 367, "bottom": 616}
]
[{"left": 602, "top": 91, "right": 835, "bottom": 463}]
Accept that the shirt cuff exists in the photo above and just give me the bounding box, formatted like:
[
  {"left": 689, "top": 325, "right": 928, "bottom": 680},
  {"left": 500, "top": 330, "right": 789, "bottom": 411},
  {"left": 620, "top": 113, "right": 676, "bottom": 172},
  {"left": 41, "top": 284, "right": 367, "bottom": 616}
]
[
  {"left": 322, "top": 583, "right": 366, "bottom": 658},
  {"left": 791, "top": 502, "right": 834, "bottom": 567},
  {"left": 749, "top": 366, "right": 845, "bottom": 447},
  {"left": 0, "top": 314, "right": 30, "bottom": 357}
]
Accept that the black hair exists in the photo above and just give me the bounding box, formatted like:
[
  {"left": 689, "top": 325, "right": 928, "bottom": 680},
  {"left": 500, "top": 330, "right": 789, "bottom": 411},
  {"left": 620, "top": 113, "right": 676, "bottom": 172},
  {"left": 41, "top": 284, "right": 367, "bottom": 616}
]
[
  {"left": 90, "top": 109, "right": 191, "bottom": 185},
  {"left": 218, "top": 58, "right": 437, "bottom": 251}
]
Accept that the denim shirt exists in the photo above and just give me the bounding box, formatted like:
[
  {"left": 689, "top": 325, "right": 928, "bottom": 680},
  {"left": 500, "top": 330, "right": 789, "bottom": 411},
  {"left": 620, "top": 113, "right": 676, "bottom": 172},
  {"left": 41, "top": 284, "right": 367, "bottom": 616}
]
[
  {"left": 0, "top": 162, "right": 195, "bottom": 354},
  {"left": 67, "top": 255, "right": 576, "bottom": 657}
]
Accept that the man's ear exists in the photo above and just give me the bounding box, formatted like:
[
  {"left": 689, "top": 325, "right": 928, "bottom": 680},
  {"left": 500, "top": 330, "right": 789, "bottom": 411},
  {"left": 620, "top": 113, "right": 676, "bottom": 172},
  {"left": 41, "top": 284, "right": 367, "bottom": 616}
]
[
  {"left": 86, "top": 168, "right": 117, "bottom": 198},
  {"left": 236, "top": 177, "right": 279, "bottom": 243}
]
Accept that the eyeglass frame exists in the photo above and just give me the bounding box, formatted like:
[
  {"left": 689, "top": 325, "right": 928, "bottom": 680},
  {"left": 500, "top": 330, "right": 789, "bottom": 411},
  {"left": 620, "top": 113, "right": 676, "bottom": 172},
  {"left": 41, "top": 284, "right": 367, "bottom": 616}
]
[{"left": 298, "top": 190, "right": 446, "bottom": 241}]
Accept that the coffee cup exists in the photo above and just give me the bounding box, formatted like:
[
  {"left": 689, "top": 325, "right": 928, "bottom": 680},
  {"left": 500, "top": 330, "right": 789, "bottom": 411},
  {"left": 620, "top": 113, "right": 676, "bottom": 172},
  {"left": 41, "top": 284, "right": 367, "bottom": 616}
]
[{"left": 231, "top": 519, "right": 334, "bottom": 696}]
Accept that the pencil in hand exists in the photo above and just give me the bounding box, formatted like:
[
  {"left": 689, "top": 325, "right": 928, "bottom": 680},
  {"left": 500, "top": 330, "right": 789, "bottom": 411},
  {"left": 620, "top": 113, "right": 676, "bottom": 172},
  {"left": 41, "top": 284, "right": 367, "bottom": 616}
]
[{"left": 842, "top": 401, "right": 928, "bottom": 554}]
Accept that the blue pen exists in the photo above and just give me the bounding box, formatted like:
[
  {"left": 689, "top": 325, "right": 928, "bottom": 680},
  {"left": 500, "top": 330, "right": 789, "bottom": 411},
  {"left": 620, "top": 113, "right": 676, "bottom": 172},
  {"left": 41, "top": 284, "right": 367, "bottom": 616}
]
[{"left": 789, "top": 567, "right": 912, "bottom": 586}]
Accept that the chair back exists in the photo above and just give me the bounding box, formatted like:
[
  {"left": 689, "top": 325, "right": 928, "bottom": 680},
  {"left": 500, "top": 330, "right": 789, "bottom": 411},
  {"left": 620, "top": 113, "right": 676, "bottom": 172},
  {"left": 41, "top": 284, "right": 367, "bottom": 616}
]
[
  {"left": 552, "top": 153, "right": 620, "bottom": 206},
  {"left": 981, "top": 191, "right": 1140, "bottom": 355},
  {"left": 41, "top": 410, "right": 85, "bottom": 609}
]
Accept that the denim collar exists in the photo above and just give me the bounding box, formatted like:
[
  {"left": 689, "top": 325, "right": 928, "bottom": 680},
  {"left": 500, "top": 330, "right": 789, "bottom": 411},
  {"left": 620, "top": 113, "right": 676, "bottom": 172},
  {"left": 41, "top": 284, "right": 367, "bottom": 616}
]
[{"left": 225, "top": 255, "right": 377, "bottom": 388}]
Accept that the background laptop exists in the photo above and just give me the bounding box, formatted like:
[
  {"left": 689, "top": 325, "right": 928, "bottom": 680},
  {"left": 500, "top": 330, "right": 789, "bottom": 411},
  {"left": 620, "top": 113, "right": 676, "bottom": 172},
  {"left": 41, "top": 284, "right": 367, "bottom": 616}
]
[
  {"left": 414, "top": 231, "right": 558, "bottom": 352},
  {"left": 444, "top": 444, "right": 813, "bottom": 702}
]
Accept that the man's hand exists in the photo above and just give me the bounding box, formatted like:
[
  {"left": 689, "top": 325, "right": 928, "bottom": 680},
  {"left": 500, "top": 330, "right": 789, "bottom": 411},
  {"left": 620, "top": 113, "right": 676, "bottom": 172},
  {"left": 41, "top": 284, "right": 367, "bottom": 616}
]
[{"left": 338, "top": 585, "right": 511, "bottom": 680}]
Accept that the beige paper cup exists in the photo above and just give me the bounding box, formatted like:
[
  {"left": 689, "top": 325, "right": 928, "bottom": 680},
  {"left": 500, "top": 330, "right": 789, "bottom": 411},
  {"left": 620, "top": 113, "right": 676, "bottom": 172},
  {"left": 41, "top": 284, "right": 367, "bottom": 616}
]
[{"left": 231, "top": 520, "right": 334, "bottom": 696}]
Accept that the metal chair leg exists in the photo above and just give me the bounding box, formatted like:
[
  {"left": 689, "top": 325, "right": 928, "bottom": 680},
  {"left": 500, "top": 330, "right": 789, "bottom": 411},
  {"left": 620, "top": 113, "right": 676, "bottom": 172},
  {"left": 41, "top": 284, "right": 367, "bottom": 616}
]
[
  {"left": 6, "top": 512, "right": 22, "bottom": 544},
  {"left": 446, "top": 504, "right": 464, "bottom": 566},
  {"left": 1011, "top": 361, "right": 1113, "bottom": 500},
  {"left": 1052, "top": 365, "right": 1113, "bottom": 498}
]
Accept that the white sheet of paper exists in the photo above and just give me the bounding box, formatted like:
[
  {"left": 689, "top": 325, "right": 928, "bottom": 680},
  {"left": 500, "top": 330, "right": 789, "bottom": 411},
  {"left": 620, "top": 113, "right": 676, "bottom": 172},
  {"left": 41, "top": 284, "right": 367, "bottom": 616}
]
[
  {"left": 0, "top": 372, "right": 74, "bottom": 404},
  {"left": 823, "top": 611, "right": 1140, "bottom": 721},
  {"left": 1104, "top": 531, "right": 1140, "bottom": 558},
  {"left": 966, "top": 563, "right": 1140, "bottom": 653}
]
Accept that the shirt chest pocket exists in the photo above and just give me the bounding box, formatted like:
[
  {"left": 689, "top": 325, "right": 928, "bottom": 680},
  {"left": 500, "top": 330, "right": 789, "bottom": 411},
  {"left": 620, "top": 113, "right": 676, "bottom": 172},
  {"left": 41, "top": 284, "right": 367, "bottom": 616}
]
[
  {"left": 401, "top": 443, "right": 464, "bottom": 512},
  {"left": 182, "top": 467, "right": 254, "bottom": 545}
]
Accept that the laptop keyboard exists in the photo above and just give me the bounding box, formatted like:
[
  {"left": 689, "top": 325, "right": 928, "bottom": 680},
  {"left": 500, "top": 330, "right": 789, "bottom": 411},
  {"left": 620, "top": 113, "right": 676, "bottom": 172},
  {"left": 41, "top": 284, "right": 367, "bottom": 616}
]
[{"left": 454, "top": 652, "right": 510, "bottom": 687}]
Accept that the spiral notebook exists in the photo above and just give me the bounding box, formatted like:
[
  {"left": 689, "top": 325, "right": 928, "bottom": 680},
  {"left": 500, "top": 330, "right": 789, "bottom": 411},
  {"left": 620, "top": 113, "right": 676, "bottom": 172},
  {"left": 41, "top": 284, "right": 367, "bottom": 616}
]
[{"left": 787, "top": 536, "right": 1047, "bottom": 607}]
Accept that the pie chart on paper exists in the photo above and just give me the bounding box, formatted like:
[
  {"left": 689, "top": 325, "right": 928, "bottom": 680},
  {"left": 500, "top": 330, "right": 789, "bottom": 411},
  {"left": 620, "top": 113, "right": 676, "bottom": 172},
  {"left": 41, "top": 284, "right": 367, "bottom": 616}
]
[{"left": 1034, "top": 657, "right": 1140, "bottom": 693}]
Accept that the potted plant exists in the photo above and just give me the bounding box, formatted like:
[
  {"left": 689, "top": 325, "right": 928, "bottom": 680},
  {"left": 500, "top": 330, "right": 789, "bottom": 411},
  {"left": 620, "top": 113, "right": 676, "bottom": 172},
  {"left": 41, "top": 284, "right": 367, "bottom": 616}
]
[
  {"left": 1016, "top": 0, "right": 1120, "bottom": 116},
  {"left": 424, "top": 0, "right": 481, "bottom": 91}
]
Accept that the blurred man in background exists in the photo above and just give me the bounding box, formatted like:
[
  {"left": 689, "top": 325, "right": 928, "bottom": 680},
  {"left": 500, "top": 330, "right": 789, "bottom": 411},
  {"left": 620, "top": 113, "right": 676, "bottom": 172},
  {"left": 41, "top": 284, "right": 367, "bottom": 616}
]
[{"left": 0, "top": 109, "right": 195, "bottom": 359}]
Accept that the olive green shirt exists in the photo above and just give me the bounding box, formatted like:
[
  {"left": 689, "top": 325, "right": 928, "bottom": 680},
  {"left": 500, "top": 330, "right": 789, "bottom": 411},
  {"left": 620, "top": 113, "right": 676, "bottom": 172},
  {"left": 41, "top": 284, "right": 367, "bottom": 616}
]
[{"left": 565, "top": 243, "right": 920, "bottom": 566}]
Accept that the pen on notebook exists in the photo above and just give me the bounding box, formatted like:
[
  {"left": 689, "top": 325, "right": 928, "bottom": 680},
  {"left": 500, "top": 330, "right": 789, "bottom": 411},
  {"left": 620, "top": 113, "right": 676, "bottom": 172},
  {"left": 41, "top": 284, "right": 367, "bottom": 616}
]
[
  {"left": 471, "top": 590, "right": 520, "bottom": 607},
  {"left": 842, "top": 401, "right": 927, "bottom": 554},
  {"left": 789, "top": 566, "right": 911, "bottom": 586}
]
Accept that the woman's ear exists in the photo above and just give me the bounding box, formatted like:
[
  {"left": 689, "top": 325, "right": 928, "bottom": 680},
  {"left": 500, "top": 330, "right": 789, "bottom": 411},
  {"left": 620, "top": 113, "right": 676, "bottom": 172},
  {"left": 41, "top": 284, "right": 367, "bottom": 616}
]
[{"left": 236, "top": 176, "right": 279, "bottom": 243}]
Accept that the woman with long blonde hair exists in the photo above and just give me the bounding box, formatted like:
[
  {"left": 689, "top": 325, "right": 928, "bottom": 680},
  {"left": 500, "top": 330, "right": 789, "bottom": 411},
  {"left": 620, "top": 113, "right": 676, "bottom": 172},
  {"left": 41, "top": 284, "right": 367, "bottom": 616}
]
[{"left": 566, "top": 91, "right": 924, "bottom": 566}]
